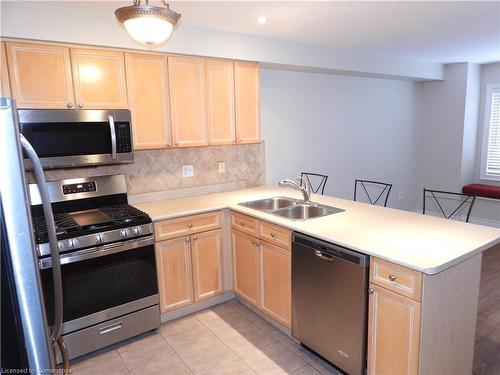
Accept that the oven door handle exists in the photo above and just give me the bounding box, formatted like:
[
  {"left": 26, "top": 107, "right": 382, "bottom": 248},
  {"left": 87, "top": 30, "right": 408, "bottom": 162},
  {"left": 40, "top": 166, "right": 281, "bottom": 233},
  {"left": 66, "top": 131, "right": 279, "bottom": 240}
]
[
  {"left": 39, "top": 235, "right": 155, "bottom": 269},
  {"left": 108, "top": 115, "right": 117, "bottom": 160}
]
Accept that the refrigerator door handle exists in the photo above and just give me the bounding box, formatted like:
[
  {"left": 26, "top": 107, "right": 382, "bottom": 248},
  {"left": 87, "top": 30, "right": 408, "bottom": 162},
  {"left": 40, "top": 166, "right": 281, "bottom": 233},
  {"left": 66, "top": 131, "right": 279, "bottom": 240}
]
[{"left": 20, "top": 135, "right": 66, "bottom": 354}]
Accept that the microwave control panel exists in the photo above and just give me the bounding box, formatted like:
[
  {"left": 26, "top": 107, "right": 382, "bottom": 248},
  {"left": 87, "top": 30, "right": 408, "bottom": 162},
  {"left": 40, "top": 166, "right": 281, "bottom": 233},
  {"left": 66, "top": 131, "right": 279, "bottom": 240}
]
[
  {"left": 116, "top": 123, "right": 132, "bottom": 153},
  {"left": 62, "top": 181, "right": 97, "bottom": 195}
]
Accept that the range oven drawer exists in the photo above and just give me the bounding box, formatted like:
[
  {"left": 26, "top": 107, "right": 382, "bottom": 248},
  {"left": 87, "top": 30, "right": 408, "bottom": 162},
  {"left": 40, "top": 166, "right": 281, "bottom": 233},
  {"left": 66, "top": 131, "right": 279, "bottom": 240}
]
[{"left": 58, "top": 305, "right": 160, "bottom": 362}]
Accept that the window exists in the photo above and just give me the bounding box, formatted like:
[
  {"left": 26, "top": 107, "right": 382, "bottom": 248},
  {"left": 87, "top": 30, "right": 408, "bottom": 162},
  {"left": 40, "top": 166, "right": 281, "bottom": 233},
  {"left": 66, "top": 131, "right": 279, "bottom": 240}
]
[{"left": 480, "top": 84, "right": 500, "bottom": 181}]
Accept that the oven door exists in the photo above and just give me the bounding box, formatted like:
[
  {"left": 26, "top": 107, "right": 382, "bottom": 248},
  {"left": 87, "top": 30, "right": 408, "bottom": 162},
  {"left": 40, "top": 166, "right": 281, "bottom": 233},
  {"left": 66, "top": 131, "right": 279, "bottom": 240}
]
[
  {"left": 40, "top": 236, "right": 158, "bottom": 335},
  {"left": 18, "top": 109, "right": 134, "bottom": 169}
]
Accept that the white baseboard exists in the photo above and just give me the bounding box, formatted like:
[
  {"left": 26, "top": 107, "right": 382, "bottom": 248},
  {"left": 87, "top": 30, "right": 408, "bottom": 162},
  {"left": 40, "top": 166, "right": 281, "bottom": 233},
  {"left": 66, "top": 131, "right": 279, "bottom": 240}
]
[{"left": 160, "top": 291, "right": 235, "bottom": 323}]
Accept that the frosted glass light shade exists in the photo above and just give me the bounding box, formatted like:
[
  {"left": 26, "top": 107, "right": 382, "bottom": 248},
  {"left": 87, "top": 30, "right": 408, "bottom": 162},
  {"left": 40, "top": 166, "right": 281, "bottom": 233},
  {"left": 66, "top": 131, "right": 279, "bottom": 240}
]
[
  {"left": 115, "top": 3, "right": 181, "bottom": 47},
  {"left": 124, "top": 16, "right": 173, "bottom": 45}
]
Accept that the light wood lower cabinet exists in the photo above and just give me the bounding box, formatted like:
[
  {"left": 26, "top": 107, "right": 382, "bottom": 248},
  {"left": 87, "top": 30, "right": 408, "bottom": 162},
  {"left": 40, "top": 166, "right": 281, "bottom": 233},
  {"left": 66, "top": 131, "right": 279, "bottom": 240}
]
[
  {"left": 367, "top": 283, "right": 421, "bottom": 375},
  {"left": 1, "top": 42, "right": 11, "bottom": 97},
  {"left": 261, "top": 241, "right": 291, "bottom": 327},
  {"left": 191, "top": 229, "right": 224, "bottom": 302},
  {"left": 232, "top": 229, "right": 261, "bottom": 306},
  {"left": 155, "top": 236, "right": 194, "bottom": 313},
  {"left": 155, "top": 213, "right": 224, "bottom": 313}
]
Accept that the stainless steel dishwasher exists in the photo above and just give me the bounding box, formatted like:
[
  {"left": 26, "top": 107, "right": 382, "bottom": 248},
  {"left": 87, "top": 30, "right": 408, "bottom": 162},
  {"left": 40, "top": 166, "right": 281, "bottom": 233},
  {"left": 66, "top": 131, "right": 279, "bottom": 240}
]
[{"left": 291, "top": 232, "right": 369, "bottom": 375}]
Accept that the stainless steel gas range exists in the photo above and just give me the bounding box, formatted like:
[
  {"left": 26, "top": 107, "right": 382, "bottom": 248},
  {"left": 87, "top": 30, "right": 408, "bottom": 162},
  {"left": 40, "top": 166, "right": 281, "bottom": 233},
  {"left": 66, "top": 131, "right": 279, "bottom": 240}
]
[{"left": 29, "top": 174, "right": 160, "bottom": 362}]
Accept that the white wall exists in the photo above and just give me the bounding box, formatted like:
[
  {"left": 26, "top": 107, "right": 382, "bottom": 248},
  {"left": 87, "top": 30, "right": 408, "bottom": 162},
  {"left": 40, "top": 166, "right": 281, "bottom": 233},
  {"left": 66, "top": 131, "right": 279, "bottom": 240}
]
[
  {"left": 0, "top": 1, "right": 443, "bottom": 80},
  {"left": 261, "top": 69, "right": 420, "bottom": 211}
]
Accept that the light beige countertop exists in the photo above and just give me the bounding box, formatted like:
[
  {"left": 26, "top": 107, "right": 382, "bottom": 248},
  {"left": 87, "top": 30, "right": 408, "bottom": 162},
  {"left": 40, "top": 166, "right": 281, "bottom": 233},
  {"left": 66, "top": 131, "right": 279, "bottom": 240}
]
[{"left": 136, "top": 185, "right": 500, "bottom": 275}]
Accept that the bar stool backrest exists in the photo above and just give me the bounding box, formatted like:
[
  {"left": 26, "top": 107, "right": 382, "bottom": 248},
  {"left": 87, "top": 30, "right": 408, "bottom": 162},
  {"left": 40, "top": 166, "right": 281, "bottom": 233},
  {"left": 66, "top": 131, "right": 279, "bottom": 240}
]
[
  {"left": 422, "top": 189, "right": 477, "bottom": 223},
  {"left": 354, "top": 179, "right": 393, "bottom": 207},
  {"left": 300, "top": 172, "right": 328, "bottom": 195}
]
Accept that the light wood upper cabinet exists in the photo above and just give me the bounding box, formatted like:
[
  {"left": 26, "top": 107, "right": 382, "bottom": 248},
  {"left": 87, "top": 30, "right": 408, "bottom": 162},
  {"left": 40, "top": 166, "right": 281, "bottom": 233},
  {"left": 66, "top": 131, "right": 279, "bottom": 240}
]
[
  {"left": 155, "top": 236, "right": 194, "bottom": 313},
  {"left": 234, "top": 62, "right": 260, "bottom": 144},
  {"left": 191, "top": 229, "right": 224, "bottom": 302},
  {"left": 205, "top": 59, "right": 236, "bottom": 145},
  {"left": 168, "top": 56, "right": 208, "bottom": 147},
  {"left": 1, "top": 42, "right": 11, "bottom": 97},
  {"left": 5, "top": 42, "right": 74, "bottom": 109},
  {"left": 367, "top": 283, "right": 421, "bottom": 375},
  {"left": 232, "top": 229, "right": 260, "bottom": 306},
  {"left": 70, "top": 48, "right": 127, "bottom": 109},
  {"left": 261, "top": 241, "right": 291, "bottom": 327},
  {"left": 125, "top": 53, "right": 171, "bottom": 150}
]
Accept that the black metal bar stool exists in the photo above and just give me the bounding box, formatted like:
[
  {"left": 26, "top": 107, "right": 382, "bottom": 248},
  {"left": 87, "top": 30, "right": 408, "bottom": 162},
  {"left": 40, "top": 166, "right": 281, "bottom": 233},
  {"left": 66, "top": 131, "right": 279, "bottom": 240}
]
[
  {"left": 422, "top": 189, "right": 477, "bottom": 222},
  {"left": 354, "top": 179, "right": 392, "bottom": 207},
  {"left": 300, "top": 172, "right": 328, "bottom": 195}
]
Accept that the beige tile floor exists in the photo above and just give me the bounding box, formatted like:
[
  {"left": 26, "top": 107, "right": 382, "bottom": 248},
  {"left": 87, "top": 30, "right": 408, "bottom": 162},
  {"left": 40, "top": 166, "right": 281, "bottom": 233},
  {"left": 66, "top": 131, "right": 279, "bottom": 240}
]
[{"left": 70, "top": 299, "right": 343, "bottom": 375}]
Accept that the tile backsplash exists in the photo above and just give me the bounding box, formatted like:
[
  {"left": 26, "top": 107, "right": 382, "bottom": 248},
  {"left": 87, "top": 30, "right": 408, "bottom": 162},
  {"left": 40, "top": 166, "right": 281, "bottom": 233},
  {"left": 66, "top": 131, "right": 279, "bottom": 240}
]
[{"left": 34, "top": 143, "right": 266, "bottom": 195}]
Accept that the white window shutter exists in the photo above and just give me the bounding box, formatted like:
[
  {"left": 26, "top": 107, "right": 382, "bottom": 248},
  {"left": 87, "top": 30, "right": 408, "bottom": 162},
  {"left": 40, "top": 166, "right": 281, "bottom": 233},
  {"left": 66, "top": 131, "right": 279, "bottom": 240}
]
[{"left": 486, "top": 90, "right": 500, "bottom": 177}]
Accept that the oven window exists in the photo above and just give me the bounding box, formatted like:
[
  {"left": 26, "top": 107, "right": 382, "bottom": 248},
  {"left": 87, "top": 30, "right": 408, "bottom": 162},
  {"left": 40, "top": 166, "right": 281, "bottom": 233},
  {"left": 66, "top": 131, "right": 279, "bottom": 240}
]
[
  {"left": 21, "top": 122, "right": 112, "bottom": 157},
  {"left": 41, "top": 245, "right": 158, "bottom": 324}
]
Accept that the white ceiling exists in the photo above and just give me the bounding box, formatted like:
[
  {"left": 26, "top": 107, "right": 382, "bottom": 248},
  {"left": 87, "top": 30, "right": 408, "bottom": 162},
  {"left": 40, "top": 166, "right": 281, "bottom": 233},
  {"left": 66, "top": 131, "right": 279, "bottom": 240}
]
[{"left": 32, "top": 1, "right": 500, "bottom": 63}]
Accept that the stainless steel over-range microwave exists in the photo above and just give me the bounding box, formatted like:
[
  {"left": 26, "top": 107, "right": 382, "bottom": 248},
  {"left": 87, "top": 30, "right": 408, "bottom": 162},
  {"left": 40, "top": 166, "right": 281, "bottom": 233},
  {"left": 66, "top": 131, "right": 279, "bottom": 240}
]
[{"left": 18, "top": 109, "right": 134, "bottom": 169}]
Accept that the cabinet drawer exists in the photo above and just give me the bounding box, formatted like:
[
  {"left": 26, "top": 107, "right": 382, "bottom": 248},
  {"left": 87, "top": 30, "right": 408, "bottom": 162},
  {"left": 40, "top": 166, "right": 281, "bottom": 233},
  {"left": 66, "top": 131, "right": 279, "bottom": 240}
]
[
  {"left": 259, "top": 221, "right": 291, "bottom": 250},
  {"left": 155, "top": 211, "right": 221, "bottom": 241},
  {"left": 231, "top": 211, "right": 258, "bottom": 236},
  {"left": 370, "top": 258, "right": 422, "bottom": 301}
]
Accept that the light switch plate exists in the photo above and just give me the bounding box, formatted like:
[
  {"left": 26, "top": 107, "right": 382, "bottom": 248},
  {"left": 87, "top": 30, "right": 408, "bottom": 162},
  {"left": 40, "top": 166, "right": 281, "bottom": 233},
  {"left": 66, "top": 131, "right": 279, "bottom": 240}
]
[
  {"left": 218, "top": 161, "right": 226, "bottom": 174},
  {"left": 182, "top": 165, "right": 194, "bottom": 178}
]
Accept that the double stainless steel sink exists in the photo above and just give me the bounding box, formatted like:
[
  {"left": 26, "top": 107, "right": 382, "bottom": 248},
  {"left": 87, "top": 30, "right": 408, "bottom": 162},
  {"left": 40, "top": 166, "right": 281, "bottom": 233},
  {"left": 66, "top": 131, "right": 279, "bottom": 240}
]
[{"left": 239, "top": 196, "right": 344, "bottom": 220}]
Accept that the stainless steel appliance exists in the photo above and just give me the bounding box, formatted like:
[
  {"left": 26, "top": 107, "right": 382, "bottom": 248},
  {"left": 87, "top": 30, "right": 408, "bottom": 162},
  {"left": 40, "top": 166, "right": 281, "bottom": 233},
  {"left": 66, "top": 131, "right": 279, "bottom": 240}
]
[
  {"left": 29, "top": 174, "right": 160, "bottom": 362},
  {"left": 291, "top": 232, "right": 369, "bottom": 375},
  {"left": 18, "top": 109, "right": 134, "bottom": 169},
  {"left": 1, "top": 97, "right": 66, "bottom": 371}
]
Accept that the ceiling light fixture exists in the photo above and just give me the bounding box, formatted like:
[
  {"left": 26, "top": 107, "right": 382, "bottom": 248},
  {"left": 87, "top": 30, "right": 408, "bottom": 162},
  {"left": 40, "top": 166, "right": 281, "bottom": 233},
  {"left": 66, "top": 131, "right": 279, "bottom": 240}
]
[
  {"left": 257, "top": 16, "right": 267, "bottom": 24},
  {"left": 115, "top": 0, "right": 181, "bottom": 47}
]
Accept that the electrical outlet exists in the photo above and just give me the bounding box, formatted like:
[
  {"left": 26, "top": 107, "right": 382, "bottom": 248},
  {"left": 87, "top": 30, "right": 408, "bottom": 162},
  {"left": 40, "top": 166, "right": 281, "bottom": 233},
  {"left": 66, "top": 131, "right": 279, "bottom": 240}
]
[
  {"left": 218, "top": 161, "right": 226, "bottom": 174},
  {"left": 182, "top": 165, "right": 194, "bottom": 178}
]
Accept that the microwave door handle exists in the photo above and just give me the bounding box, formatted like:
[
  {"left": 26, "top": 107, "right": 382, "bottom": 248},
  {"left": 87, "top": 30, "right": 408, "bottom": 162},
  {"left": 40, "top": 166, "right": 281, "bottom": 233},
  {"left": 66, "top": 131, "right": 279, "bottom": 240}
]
[
  {"left": 20, "top": 135, "right": 66, "bottom": 350},
  {"left": 108, "top": 115, "right": 117, "bottom": 160}
]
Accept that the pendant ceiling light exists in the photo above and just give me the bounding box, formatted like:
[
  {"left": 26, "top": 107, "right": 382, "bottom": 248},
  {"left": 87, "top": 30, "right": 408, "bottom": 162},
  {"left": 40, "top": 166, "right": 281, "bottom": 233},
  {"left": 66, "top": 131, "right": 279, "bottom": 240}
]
[{"left": 115, "top": 0, "right": 181, "bottom": 47}]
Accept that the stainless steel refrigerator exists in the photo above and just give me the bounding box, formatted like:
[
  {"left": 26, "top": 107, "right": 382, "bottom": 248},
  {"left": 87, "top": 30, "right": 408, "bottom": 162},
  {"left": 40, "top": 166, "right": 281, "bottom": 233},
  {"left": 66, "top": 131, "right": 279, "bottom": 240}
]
[{"left": 0, "top": 98, "right": 67, "bottom": 372}]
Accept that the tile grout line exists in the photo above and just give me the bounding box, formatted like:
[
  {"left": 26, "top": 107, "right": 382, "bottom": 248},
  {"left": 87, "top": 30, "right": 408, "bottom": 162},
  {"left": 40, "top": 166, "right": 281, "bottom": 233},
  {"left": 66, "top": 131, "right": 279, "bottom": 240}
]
[{"left": 157, "top": 328, "right": 195, "bottom": 375}]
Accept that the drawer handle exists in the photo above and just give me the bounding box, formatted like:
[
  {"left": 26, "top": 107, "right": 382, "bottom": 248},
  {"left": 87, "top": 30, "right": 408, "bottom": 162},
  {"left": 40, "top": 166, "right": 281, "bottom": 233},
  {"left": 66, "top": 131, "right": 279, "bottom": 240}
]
[
  {"left": 188, "top": 223, "right": 193, "bottom": 228},
  {"left": 315, "top": 250, "right": 334, "bottom": 262},
  {"left": 388, "top": 274, "right": 397, "bottom": 282},
  {"left": 240, "top": 221, "right": 246, "bottom": 227},
  {"left": 99, "top": 322, "right": 123, "bottom": 335},
  {"left": 270, "top": 232, "right": 276, "bottom": 239}
]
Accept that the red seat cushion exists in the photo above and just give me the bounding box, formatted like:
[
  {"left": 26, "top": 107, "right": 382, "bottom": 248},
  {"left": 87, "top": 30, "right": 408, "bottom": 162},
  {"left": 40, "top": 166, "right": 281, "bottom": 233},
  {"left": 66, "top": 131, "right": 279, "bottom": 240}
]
[{"left": 462, "top": 184, "right": 500, "bottom": 199}]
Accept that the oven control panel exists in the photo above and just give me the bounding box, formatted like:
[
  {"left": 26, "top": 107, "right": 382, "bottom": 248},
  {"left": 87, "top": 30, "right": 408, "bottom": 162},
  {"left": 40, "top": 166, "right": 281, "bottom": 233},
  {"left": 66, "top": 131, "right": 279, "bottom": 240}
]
[{"left": 62, "top": 181, "right": 97, "bottom": 195}]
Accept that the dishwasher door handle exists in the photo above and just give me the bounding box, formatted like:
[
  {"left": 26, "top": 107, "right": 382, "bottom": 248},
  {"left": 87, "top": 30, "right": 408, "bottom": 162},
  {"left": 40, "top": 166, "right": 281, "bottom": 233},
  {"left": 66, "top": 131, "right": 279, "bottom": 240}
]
[{"left": 314, "top": 250, "right": 334, "bottom": 262}]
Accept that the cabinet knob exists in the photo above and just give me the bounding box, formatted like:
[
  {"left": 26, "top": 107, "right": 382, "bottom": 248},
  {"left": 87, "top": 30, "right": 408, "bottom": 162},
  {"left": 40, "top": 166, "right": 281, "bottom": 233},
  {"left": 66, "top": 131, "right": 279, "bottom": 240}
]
[
  {"left": 251, "top": 239, "right": 256, "bottom": 245},
  {"left": 188, "top": 223, "right": 193, "bottom": 228},
  {"left": 388, "top": 274, "right": 397, "bottom": 282},
  {"left": 270, "top": 232, "right": 276, "bottom": 239},
  {"left": 174, "top": 142, "right": 179, "bottom": 146},
  {"left": 240, "top": 221, "right": 246, "bottom": 227},
  {"left": 192, "top": 236, "right": 198, "bottom": 241},
  {"left": 67, "top": 103, "right": 75, "bottom": 109},
  {"left": 368, "top": 287, "right": 375, "bottom": 295},
  {"left": 185, "top": 238, "right": 190, "bottom": 243},
  {"left": 77, "top": 102, "right": 83, "bottom": 108}
]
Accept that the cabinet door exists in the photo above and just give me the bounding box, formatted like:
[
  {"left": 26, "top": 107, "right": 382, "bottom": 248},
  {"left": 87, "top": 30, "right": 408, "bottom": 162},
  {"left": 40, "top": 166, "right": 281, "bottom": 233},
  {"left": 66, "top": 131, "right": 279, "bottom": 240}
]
[
  {"left": 205, "top": 59, "right": 235, "bottom": 145},
  {"left": 155, "top": 237, "right": 194, "bottom": 313},
  {"left": 168, "top": 56, "right": 208, "bottom": 147},
  {"left": 6, "top": 42, "right": 74, "bottom": 109},
  {"left": 191, "top": 229, "right": 224, "bottom": 302},
  {"left": 234, "top": 62, "right": 260, "bottom": 144},
  {"left": 367, "top": 284, "right": 421, "bottom": 375},
  {"left": 261, "top": 241, "right": 291, "bottom": 327},
  {"left": 71, "top": 48, "right": 128, "bottom": 109},
  {"left": 232, "top": 230, "right": 260, "bottom": 306},
  {"left": 1, "top": 42, "right": 11, "bottom": 97},
  {"left": 125, "top": 53, "right": 171, "bottom": 150}
]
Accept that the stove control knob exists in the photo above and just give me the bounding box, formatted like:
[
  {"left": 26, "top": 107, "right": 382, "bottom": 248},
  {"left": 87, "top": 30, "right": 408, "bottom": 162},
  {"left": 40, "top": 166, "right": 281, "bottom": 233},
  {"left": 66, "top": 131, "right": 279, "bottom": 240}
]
[
  {"left": 95, "top": 234, "right": 105, "bottom": 244},
  {"left": 120, "top": 228, "right": 131, "bottom": 238},
  {"left": 58, "top": 241, "right": 65, "bottom": 251},
  {"left": 132, "top": 226, "right": 143, "bottom": 236},
  {"left": 67, "top": 239, "right": 79, "bottom": 249}
]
